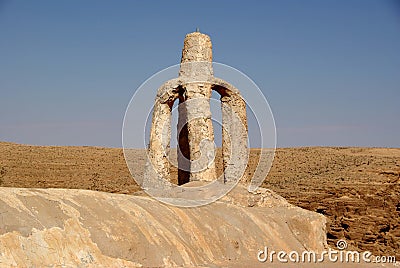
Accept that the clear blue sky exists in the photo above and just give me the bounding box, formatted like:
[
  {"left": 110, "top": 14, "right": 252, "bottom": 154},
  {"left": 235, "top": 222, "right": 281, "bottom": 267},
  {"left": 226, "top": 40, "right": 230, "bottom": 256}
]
[{"left": 0, "top": 0, "right": 399, "bottom": 147}]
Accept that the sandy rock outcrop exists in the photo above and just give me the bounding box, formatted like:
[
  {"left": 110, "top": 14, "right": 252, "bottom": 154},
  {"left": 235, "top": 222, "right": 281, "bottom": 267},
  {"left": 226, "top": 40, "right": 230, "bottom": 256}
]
[{"left": 0, "top": 185, "right": 330, "bottom": 267}]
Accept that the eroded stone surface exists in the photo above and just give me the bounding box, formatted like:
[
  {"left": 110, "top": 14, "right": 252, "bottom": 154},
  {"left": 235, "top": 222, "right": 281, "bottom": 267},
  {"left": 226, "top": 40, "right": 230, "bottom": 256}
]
[{"left": 0, "top": 186, "right": 329, "bottom": 267}]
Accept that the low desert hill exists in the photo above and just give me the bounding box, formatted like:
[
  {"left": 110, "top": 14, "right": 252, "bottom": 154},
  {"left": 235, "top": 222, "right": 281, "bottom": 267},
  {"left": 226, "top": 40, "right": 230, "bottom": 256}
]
[{"left": 0, "top": 141, "right": 399, "bottom": 260}]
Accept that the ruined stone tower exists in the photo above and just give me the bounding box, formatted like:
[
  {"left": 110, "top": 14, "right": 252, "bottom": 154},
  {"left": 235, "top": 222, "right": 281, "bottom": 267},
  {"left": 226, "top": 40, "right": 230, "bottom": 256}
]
[{"left": 146, "top": 32, "right": 248, "bottom": 186}]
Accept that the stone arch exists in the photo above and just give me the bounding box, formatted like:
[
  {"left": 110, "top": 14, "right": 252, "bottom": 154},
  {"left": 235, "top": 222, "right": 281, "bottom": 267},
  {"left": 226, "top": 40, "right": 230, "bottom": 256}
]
[{"left": 146, "top": 79, "right": 248, "bottom": 186}]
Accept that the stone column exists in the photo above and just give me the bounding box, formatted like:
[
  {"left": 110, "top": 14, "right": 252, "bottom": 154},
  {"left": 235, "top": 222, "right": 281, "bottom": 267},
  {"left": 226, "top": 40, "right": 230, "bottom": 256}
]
[
  {"left": 221, "top": 93, "right": 248, "bottom": 183},
  {"left": 145, "top": 99, "right": 172, "bottom": 189},
  {"left": 177, "top": 32, "right": 216, "bottom": 183}
]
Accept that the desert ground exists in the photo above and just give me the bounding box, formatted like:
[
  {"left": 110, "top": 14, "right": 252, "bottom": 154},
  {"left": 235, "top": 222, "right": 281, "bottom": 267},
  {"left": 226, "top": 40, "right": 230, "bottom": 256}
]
[{"left": 0, "top": 141, "right": 398, "bottom": 260}]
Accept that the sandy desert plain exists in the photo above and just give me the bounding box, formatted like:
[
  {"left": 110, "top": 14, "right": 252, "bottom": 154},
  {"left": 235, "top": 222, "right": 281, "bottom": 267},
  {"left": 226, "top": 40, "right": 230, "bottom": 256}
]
[{"left": 0, "top": 141, "right": 399, "bottom": 266}]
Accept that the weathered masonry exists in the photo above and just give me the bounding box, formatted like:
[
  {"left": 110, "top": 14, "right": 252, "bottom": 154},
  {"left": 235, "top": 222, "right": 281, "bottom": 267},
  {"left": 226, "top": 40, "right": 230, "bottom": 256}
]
[{"left": 146, "top": 31, "right": 248, "bottom": 186}]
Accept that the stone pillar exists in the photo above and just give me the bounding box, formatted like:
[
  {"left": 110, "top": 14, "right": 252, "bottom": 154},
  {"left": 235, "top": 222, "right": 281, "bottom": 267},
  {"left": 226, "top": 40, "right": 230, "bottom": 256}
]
[
  {"left": 177, "top": 32, "right": 216, "bottom": 183},
  {"left": 221, "top": 93, "right": 248, "bottom": 183},
  {"left": 145, "top": 100, "right": 173, "bottom": 189}
]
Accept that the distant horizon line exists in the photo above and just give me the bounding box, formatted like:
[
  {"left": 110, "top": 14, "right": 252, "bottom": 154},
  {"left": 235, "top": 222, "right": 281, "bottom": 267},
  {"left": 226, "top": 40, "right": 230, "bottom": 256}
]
[{"left": 1, "top": 140, "right": 398, "bottom": 150}]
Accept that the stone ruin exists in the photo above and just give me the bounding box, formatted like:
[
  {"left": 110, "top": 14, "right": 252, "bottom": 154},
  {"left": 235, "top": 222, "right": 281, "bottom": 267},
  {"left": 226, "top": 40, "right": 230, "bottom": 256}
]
[{"left": 146, "top": 31, "right": 248, "bottom": 187}]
